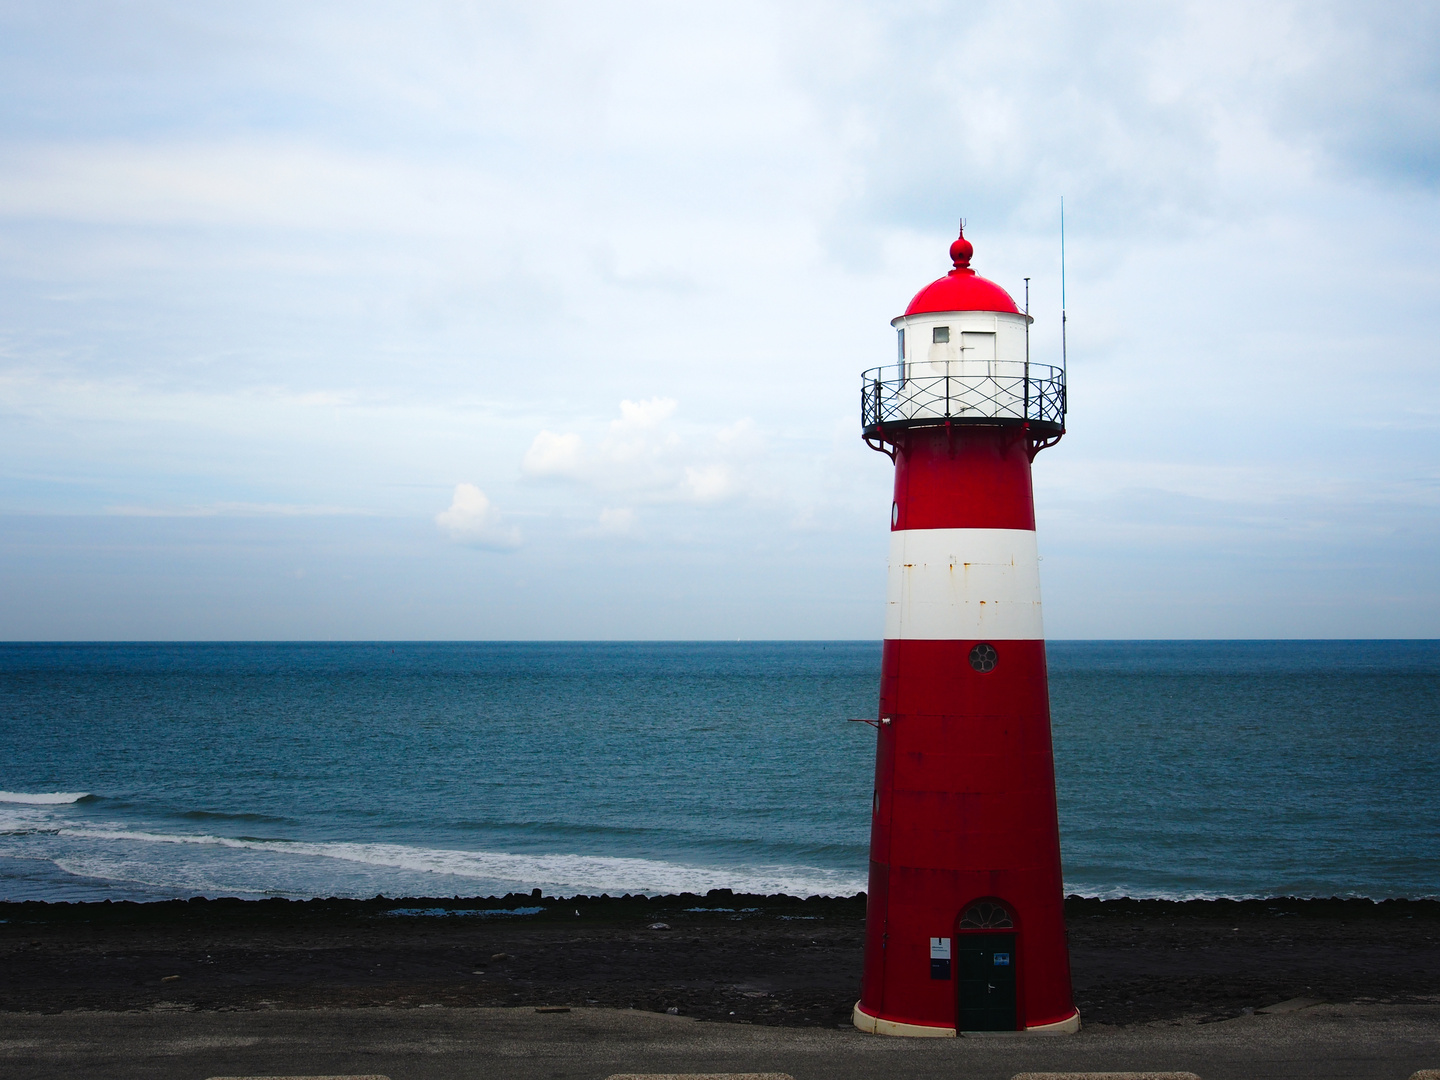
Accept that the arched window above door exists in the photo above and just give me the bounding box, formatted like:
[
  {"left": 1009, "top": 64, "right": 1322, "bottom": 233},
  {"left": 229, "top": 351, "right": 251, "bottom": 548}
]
[{"left": 959, "top": 899, "right": 1014, "bottom": 929}]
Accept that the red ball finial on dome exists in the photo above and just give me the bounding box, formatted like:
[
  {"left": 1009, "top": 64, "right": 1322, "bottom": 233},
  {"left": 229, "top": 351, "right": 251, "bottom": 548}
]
[
  {"left": 948, "top": 222, "right": 973, "bottom": 271},
  {"left": 902, "top": 220, "right": 1019, "bottom": 315}
]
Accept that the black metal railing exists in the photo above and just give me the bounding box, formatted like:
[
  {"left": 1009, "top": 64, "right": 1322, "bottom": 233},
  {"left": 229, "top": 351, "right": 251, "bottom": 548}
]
[{"left": 861, "top": 360, "right": 1065, "bottom": 437}]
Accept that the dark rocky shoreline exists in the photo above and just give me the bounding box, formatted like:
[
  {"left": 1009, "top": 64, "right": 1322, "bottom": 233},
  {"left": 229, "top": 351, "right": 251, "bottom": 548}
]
[{"left": 2, "top": 893, "right": 1437, "bottom": 1028}]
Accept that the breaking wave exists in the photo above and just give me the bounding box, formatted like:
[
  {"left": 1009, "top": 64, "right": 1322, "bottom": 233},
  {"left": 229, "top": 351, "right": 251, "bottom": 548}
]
[
  {"left": 0, "top": 791, "right": 91, "bottom": 805},
  {"left": 51, "top": 824, "right": 865, "bottom": 898}
]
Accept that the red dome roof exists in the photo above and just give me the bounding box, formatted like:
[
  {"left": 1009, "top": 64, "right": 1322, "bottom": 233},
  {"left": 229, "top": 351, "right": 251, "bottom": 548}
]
[{"left": 902, "top": 227, "right": 1020, "bottom": 316}]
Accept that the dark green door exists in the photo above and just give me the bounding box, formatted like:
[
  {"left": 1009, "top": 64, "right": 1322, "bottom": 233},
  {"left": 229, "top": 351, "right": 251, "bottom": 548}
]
[{"left": 955, "top": 933, "right": 1017, "bottom": 1031}]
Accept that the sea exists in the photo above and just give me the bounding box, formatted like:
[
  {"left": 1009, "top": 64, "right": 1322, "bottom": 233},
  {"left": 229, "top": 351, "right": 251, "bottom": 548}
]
[{"left": 1, "top": 641, "right": 1436, "bottom": 904}]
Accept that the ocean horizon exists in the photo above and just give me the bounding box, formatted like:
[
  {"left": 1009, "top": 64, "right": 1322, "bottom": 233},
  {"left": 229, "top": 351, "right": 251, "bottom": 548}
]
[{"left": 2, "top": 640, "right": 1437, "bottom": 904}]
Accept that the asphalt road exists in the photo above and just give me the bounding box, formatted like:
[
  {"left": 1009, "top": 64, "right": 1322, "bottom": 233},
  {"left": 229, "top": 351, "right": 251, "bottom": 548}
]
[{"left": 2, "top": 1002, "right": 1438, "bottom": 1080}]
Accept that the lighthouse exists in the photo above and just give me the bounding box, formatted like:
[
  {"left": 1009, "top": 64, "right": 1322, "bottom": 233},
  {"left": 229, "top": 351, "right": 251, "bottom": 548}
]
[{"left": 852, "top": 225, "right": 1078, "bottom": 1036}]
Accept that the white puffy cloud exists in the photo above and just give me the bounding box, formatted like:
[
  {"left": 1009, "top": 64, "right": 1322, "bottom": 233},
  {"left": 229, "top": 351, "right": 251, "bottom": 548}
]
[
  {"left": 522, "top": 431, "right": 586, "bottom": 479},
  {"left": 682, "top": 464, "right": 735, "bottom": 504},
  {"left": 520, "top": 398, "right": 751, "bottom": 506},
  {"left": 434, "top": 484, "right": 521, "bottom": 550},
  {"left": 614, "top": 398, "right": 677, "bottom": 429}
]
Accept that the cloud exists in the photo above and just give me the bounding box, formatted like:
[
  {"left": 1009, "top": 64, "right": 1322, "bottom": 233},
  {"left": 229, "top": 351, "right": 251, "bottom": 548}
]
[
  {"left": 0, "top": 136, "right": 543, "bottom": 238},
  {"left": 434, "top": 484, "right": 520, "bottom": 549},
  {"left": 682, "top": 464, "right": 734, "bottom": 503},
  {"left": 614, "top": 398, "right": 676, "bottom": 429},
  {"left": 520, "top": 398, "right": 750, "bottom": 505},
  {"left": 522, "top": 430, "right": 586, "bottom": 479}
]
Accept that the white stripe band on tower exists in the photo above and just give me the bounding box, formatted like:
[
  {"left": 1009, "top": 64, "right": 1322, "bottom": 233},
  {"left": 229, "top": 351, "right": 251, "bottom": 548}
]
[{"left": 885, "top": 528, "right": 1044, "bottom": 641}]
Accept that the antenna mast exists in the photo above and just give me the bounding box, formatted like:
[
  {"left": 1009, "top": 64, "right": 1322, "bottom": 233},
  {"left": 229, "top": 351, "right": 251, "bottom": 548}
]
[
  {"left": 1024, "top": 276, "right": 1031, "bottom": 419},
  {"left": 1060, "top": 197, "right": 1067, "bottom": 377}
]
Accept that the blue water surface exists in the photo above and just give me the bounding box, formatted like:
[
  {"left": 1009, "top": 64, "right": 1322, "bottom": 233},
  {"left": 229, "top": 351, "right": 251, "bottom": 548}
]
[{"left": 0, "top": 641, "right": 1435, "bottom": 902}]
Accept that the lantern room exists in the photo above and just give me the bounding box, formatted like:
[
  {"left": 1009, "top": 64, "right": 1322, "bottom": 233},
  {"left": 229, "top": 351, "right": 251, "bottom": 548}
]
[{"left": 863, "top": 227, "right": 1064, "bottom": 445}]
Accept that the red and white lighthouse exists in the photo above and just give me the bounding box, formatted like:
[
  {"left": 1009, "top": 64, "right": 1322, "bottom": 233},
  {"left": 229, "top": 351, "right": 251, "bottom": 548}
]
[{"left": 853, "top": 226, "right": 1078, "bottom": 1036}]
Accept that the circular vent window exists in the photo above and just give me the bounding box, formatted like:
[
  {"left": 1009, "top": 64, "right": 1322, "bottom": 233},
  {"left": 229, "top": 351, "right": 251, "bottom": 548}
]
[{"left": 969, "top": 643, "right": 998, "bottom": 673}]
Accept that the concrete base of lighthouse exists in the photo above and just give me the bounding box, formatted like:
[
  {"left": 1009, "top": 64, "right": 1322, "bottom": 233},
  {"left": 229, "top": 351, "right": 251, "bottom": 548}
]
[
  {"left": 851, "top": 1004, "right": 955, "bottom": 1038},
  {"left": 852, "top": 1002, "right": 1081, "bottom": 1037}
]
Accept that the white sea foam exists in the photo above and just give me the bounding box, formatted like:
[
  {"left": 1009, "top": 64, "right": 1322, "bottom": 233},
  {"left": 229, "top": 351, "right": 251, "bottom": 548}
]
[
  {"left": 0, "top": 792, "right": 90, "bottom": 805},
  {"left": 48, "top": 855, "right": 237, "bottom": 897},
  {"left": 1063, "top": 884, "right": 1440, "bottom": 902},
  {"left": 51, "top": 824, "right": 865, "bottom": 897},
  {"left": 384, "top": 906, "right": 547, "bottom": 917}
]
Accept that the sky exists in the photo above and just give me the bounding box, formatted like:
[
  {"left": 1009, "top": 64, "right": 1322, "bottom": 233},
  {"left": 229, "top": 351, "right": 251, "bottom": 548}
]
[{"left": 1, "top": 0, "right": 1437, "bottom": 640}]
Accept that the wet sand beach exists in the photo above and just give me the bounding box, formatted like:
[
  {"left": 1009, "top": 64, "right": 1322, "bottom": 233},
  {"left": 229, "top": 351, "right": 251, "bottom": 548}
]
[{"left": 2, "top": 894, "right": 1437, "bottom": 1027}]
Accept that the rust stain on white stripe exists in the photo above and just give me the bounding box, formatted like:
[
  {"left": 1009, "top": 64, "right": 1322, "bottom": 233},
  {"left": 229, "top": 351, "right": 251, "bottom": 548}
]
[{"left": 885, "top": 527, "right": 1044, "bottom": 641}]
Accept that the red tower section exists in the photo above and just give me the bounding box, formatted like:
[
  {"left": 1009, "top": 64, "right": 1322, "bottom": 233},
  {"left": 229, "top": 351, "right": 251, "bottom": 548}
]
[{"left": 853, "top": 227, "right": 1077, "bottom": 1036}]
